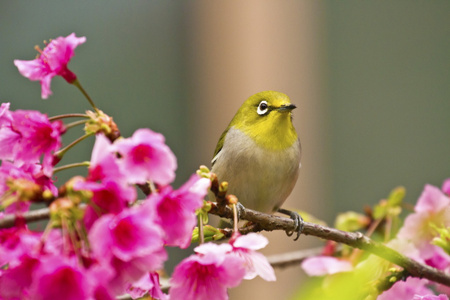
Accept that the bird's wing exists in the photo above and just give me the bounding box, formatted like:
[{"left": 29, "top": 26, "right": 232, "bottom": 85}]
[{"left": 211, "top": 127, "right": 229, "bottom": 166}]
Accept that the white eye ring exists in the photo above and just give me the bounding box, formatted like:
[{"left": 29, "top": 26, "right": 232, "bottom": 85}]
[{"left": 257, "top": 100, "right": 269, "bottom": 115}]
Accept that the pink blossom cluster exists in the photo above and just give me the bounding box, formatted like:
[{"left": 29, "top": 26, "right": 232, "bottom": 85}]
[
  {"left": 1, "top": 32, "right": 278, "bottom": 300},
  {"left": 170, "top": 233, "right": 276, "bottom": 300},
  {"left": 301, "top": 179, "right": 450, "bottom": 299},
  {"left": 0, "top": 128, "right": 274, "bottom": 299},
  {"left": 0, "top": 122, "right": 213, "bottom": 298}
]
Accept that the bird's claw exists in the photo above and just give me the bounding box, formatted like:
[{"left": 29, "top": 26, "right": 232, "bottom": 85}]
[{"left": 278, "top": 208, "right": 304, "bottom": 241}]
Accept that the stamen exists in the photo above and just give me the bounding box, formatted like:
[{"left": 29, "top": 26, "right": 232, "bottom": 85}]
[
  {"left": 34, "top": 44, "right": 48, "bottom": 63},
  {"left": 34, "top": 45, "right": 43, "bottom": 55}
]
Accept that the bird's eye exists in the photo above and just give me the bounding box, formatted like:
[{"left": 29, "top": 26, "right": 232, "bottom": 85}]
[{"left": 257, "top": 100, "right": 269, "bottom": 115}]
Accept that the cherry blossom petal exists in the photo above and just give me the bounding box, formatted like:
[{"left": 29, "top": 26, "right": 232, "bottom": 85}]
[{"left": 301, "top": 256, "right": 353, "bottom": 276}]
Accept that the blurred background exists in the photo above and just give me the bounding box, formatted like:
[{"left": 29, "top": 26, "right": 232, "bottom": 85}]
[{"left": 1, "top": 1, "right": 449, "bottom": 299}]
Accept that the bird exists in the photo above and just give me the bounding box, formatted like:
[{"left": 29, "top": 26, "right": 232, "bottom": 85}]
[{"left": 210, "top": 90, "right": 302, "bottom": 239}]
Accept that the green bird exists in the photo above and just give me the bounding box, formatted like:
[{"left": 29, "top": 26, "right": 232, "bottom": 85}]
[{"left": 210, "top": 90, "right": 303, "bottom": 239}]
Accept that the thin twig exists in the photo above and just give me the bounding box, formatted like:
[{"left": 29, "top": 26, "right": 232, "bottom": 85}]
[
  {"left": 53, "top": 161, "right": 90, "bottom": 173},
  {"left": 0, "top": 206, "right": 51, "bottom": 228},
  {"left": 49, "top": 114, "right": 89, "bottom": 121},
  {"left": 54, "top": 132, "right": 95, "bottom": 158},
  {"left": 72, "top": 80, "right": 99, "bottom": 113},
  {"left": 65, "top": 119, "right": 88, "bottom": 130}
]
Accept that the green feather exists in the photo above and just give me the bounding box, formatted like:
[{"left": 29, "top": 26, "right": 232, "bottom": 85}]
[{"left": 212, "top": 127, "right": 228, "bottom": 166}]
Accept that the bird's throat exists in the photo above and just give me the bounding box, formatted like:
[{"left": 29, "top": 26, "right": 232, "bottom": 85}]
[{"left": 237, "top": 113, "right": 298, "bottom": 151}]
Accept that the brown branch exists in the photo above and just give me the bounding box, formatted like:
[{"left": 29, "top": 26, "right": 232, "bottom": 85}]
[
  {"left": 0, "top": 206, "right": 51, "bottom": 228},
  {"left": 208, "top": 202, "right": 450, "bottom": 287}
]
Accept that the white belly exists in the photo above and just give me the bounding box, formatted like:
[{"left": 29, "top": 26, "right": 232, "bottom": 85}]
[{"left": 210, "top": 127, "right": 301, "bottom": 213}]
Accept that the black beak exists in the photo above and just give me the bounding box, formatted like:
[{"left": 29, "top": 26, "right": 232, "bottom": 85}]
[{"left": 277, "top": 104, "right": 296, "bottom": 112}]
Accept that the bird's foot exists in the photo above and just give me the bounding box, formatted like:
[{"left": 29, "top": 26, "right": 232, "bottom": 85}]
[{"left": 277, "top": 208, "right": 304, "bottom": 241}]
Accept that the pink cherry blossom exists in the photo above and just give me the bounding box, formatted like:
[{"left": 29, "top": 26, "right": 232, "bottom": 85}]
[
  {"left": 127, "top": 273, "right": 154, "bottom": 299},
  {"left": 387, "top": 238, "right": 424, "bottom": 264},
  {"left": 0, "top": 161, "right": 35, "bottom": 213},
  {"left": 0, "top": 103, "right": 18, "bottom": 157},
  {"left": 90, "top": 204, "right": 164, "bottom": 262},
  {"left": 75, "top": 134, "right": 136, "bottom": 228},
  {"left": 147, "top": 272, "right": 168, "bottom": 300},
  {"left": 0, "top": 103, "right": 12, "bottom": 129},
  {"left": 14, "top": 33, "right": 86, "bottom": 99},
  {"left": 0, "top": 227, "right": 39, "bottom": 267},
  {"left": 413, "top": 294, "right": 449, "bottom": 300},
  {"left": 85, "top": 263, "right": 116, "bottom": 300},
  {"left": 113, "top": 128, "right": 177, "bottom": 185},
  {"left": 13, "top": 110, "right": 65, "bottom": 174},
  {"left": 423, "top": 246, "right": 450, "bottom": 270},
  {"left": 442, "top": 178, "right": 450, "bottom": 196},
  {"left": 0, "top": 227, "right": 62, "bottom": 268},
  {"left": 301, "top": 256, "right": 353, "bottom": 276},
  {"left": 28, "top": 255, "right": 89, "bottom": 300},
  {"left": 76, "top": 179, "right": 136, "bottom": 229},
  {"left": 127, "top": 272, "right": 168, "bottom": 300},
  {"left": 91, "top": 286, "right": 115, "bottom": 300},
  {"left": 414, "top": 184, "right": 450, "bottom": 214},
  {"left": 230, "top": 233, "right": 276, "bottom": 281},
  {"left": 170, "top": 243, "right": 246, "bottom": 300},
  {"left": 0, "top": 106, "right": 65, "bottom": 176},
  {"left": 88, "top": 203, "right": 167, "bottom": 295},
  {"left": 105, "top": 250, "right": 167, "bottom": 296},
  {"left": 0, "top": 161, "right": 57, "bottom": 213},
  {"left": 87, "top": 134, "right": 124, "bottom": 183},
  {"left": 0, "top": 228, "right": 65, "bottom": 299},
  {"left": 1, "top": 250, "right": 117, "bottom": 299},
  {"left": 397, "top": 184, "right": 450, "bottom": 260},
  {"left": 0, "top": 104, "right": 20, "bottom": 161},
  {"left": 0, "top": 255, "right": 40, "bottom": 299},
  {"left": 378, "top": 277, "right": 436, "bottom": 300},
  {"left": 147, "top": 174, "right": 210, "bottom": 248}
]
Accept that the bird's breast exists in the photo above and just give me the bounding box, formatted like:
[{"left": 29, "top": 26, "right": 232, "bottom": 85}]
[{"left": 210, "top": 127, "right": 301, "bottom": 213}]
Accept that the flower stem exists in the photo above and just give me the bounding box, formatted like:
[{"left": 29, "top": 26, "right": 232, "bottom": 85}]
[
  {"left": 49, "top": 113, "right": 89, "bottom": 121},
  {"left": 39, "top": 219, "right": 55, "bottom": 252},
  {"left": 65, "top": 119, "right": 89, "bottom": 131},
  {"left": 72, "top": 79, "right": 99, "bottom": 113},
  {"left": 53, "top": 161, "right": 90, "bottom": 174},
  {"left": 55, "top": 132, "right": 95, "bottom": 160},
  {"left": 148, "top": 180, "right": 156, "bottom": 194},
  {"left": 198, "top": 214, "right": 204, "bottom": 244},
  {"left": 366, "top": 217, "right": 383, "bottom": 238},
  {"left": 384, "top": 216, "right": 393, "bottom": 242},
  {"left": 232, "top": 204, "right": 238, "bottom": 233}
]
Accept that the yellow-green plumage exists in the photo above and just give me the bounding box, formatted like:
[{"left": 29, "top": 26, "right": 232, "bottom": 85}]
[{"left": 211, "top": 91, "right": 301, "bottom": 214}]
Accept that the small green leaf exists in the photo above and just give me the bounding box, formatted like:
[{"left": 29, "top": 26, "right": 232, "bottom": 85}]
[{"left": 335, "top": 211, "right": 370, "bottom": 232}]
